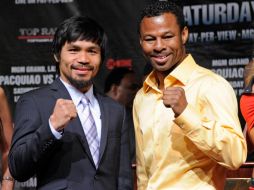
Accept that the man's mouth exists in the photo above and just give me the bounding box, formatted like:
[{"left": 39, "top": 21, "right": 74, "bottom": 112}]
[
  {"left": 152, "top": 54, "right": 170, "bottom": 64},
  {"left": 72, "top": 64, "right": 94, "bottom": 71}
]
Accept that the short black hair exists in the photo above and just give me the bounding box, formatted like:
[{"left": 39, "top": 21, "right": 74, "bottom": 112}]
[
  {"left": 138, "top": 1, "right": 185, "bottom": 34},
  {"left": 52, "top": 15, "right": 107, "bottom": 62},
  {"left": 104, "top": 67, "right": 134, "bottom": 93}
]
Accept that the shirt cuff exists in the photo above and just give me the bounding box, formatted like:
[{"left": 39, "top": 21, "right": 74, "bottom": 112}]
[
  {"left": 173, "top": 104, "right": 202, "bottom": 134},
  {"left": 49, "top": 119, "right": 63, "bottom": 139}
]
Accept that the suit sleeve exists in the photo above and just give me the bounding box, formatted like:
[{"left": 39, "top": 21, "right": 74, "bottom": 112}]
[
  {"left": 8, "top": 93, "right": 59, "bottom": 182},
  {"left": 118, "top": 107, "right": 133, "bottom": 190}
]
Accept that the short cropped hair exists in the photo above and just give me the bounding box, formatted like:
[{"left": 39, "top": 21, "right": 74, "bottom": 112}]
[
  {"left": 52, "top": 15, "right": 107, "bottom": 62},
  {"left": 104, "top": 67, "right": 134, "bottom": 93},
  {"left": 138, "top": 1, "right": 185, "bottom": 34}
]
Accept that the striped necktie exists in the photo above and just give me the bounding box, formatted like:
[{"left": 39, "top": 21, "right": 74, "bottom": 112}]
[{"left": 80, "top": 97, "right": 100, "bottom": 167}]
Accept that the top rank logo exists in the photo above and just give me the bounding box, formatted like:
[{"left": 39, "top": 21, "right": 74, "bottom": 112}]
[{"left": 18, "top": 27, "right": 56, "bottom": 43}]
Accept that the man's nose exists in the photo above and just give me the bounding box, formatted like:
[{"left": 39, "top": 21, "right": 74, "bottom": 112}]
[
  {"left": 154, "top": 39, "right": 166, "bottom": 52},
  {"left": 78, "top": 51, "right": 90, "bottom": 63}
]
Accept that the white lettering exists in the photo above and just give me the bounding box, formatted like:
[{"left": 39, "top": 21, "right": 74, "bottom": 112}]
[
  {"left": 217, "top": 30, "right": 237, "bottom": 41},
  {"left": 11, "top": 66, "right": 26, "bottom": 73},
  {"left": 242, "top": 29, "right": 254, "bottom": 39},
  {"left": 212, "top": 59, "right": 227, "bottom": 67},
  {"left": 184, "top": 2, "right": 254, "bottom": 26},
  {"left": 26, "top": 66, "right": 46, "bottom": 73},
  {"left": 200, "top": 31, "right": 214, "bottom": 42},
  {"left": 228, "top": 58, "right": 250, "bottom": 66},
  {"left": 188, "top": 33, "right": 199, "bottom": 43},
  {"left": 0, "top": 75, "right": 41, "bottom": 86},
  {"left": 212, "top": 68, "right": 244, "bottom": 79}
]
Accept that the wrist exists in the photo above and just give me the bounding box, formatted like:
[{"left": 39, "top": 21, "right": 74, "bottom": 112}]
[{"left": 2, "top": 176, "right": 14, "bottom": 182}]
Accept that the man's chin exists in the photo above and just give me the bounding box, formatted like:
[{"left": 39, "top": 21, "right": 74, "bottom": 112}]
[{"left": 69, "top": 77, "right": 93, "bottom": 89}]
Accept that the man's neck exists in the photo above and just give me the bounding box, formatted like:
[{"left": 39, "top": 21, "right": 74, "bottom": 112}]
[{"left": 154, "top": 71, "right": 167, "bottom": 90}]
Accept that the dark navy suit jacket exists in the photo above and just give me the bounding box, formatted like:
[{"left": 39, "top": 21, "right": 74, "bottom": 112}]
[{"left": 9, "top": 78, "right": 132, "bottom": 190}]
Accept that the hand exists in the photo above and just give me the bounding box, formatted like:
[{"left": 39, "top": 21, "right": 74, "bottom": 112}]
[
  {"left": 49, "top": 99, "right": 77, "bottom": 131},
  {"left": 162, "top": 87, "right": 188, "bottom": 117}
]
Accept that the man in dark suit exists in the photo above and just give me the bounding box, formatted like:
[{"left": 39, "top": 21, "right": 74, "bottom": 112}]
[{"left": 8, "top": 16, "right": 132, "bottom": 190}]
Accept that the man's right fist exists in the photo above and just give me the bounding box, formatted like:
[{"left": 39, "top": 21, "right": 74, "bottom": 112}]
[{"left": 50, "top": 99, "right": 77, "bottom": 131}]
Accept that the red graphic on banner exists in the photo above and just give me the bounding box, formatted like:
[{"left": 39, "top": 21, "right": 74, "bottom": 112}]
[{"left": 106, "top": 58, "right": 132, "bottom": 70}]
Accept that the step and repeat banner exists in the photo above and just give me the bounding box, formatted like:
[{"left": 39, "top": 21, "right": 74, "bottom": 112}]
[{"left": 0, "top": 0, "right": 253, "bottom": 189}]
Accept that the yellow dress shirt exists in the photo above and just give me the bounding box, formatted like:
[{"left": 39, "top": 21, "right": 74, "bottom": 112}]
[{"left": 133, "top": 54, "right": 247, "bottom": 190}]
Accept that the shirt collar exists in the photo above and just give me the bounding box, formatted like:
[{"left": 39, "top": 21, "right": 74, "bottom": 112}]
[
  {"left": 143, "top": 54, "right": 198, "bottom": 93},
  {"left": 60, "top": 77, "right": 95, "bottom": 107}
]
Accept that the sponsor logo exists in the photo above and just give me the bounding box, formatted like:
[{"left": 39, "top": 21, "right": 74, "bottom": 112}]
[
  {"left": 17, "top": 27, "right": 56, "bottom": 43},
  {"left": 106, "top": 58, "right": 132, "bottom": 70}
]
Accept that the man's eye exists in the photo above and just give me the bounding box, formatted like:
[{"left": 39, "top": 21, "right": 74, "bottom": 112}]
[
  {"left": 69, "top": 48, "right": 78, "bottom": 52},
  {"left": 144, "top": 38, "right": 154, "bottom": 42},
  {"left": 164, "top": 35, "right": 173, "bottom": 39},
  {"left": 88, "top": 49, "right": 98, "bottom": 54}
]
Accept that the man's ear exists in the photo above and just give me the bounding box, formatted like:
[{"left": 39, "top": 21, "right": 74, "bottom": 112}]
[
  {"left": 181, "top": 26, "right": 189, "bottom": 45},
  {"left": 54, "top": 54, "right": 59, "bottom": 62}
]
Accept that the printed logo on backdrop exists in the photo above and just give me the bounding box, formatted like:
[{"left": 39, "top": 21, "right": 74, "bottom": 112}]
[
  {"left": 14, "top": 178, "right": 37, "bottom": 189},
  {"left": 184, "top": 2, "right": 254, "bottom": 43},
  {"left": 18, "top": 27, "right": 56, "bottom": 43},
  {"left": 0, "top": 65, "right": 58, "bottom": 103},
  {"left": 106, "top": 59, "right": 133, "bottom": 70},
  {"left": 184, "top": 1, "right": 254, "bottom": 97},
  {"left": 211, "top": 58, "right": 250, "bottom": 95}
]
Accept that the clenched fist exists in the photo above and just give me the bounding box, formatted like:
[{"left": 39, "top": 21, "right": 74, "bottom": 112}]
[
  {"left": 162, "top": 87, "right": 188, "bottom": 117},
  {"left": 49, "top": 99, "right": 77, "bottom": 131}
]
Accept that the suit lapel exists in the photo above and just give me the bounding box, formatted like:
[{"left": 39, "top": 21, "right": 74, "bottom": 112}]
[
  {"left": 49, "top": 78, "right": 71, "bottom": 100},
  {"left": 70, "top": 116, "right": 94, "bottom": 164},
  {"left": 49, "top": 78, "right": 95, "bottom": 165},
  {"left": 95, "top": 93, "right": 109, "bottom": 164}
]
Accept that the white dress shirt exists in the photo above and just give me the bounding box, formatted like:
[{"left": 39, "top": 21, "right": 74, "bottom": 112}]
[{"left": 49, "top": 78, "right": 102, "bottom": 141}]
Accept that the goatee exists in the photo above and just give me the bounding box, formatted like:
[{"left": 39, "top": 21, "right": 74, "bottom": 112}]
[{"left": 67, "top": 75, "right": 93, "bottom": 90}]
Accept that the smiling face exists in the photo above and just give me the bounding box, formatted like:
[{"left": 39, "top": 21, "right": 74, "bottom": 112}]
[
  {"left": 140, "top": 12, "right": 188, "bottom": 78},
  {"left": 57, "top": 39, "right": 101, "bottom": 92}
]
